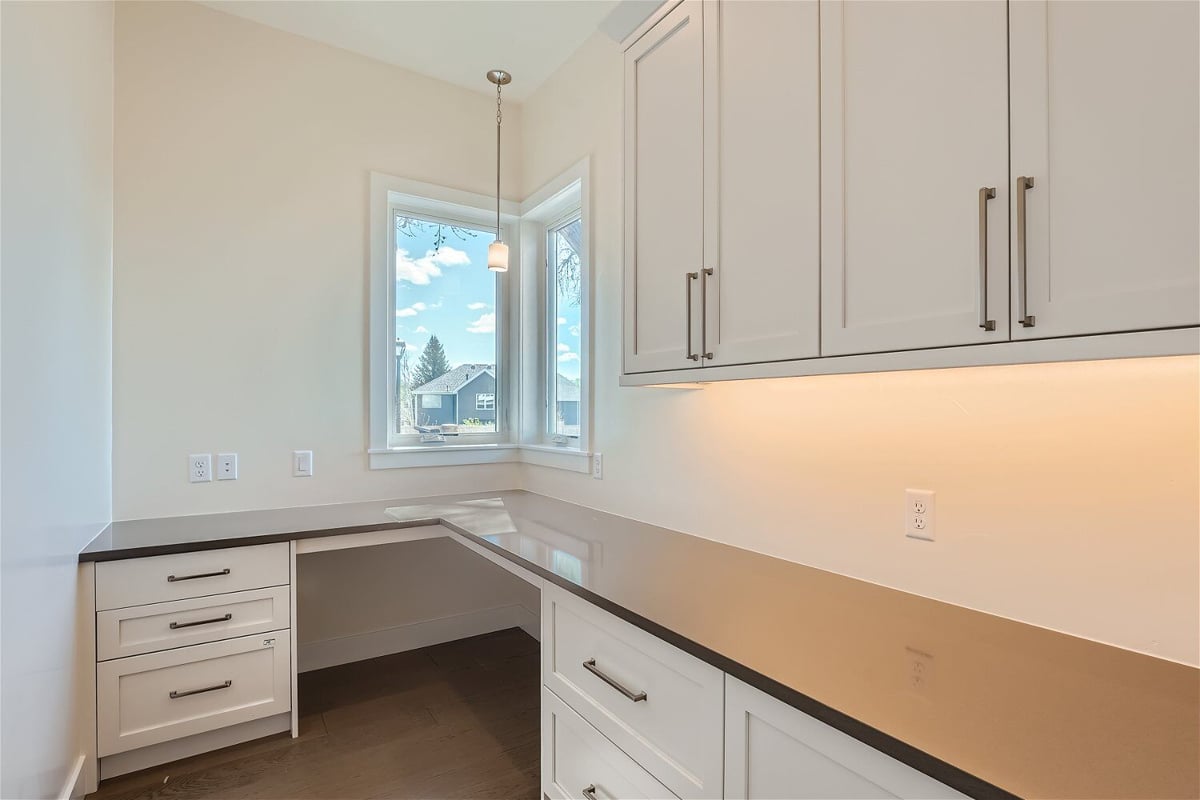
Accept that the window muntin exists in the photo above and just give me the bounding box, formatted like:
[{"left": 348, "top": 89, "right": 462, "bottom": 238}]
[
  {"left": 547, "top": 212, "right": 583, "bottom": 441},
  {"left": 391, "top": 211, "right": 499, "bottom": 443},
  {"left": 476, "top": 393, "right": 495, "bottom": 411}
]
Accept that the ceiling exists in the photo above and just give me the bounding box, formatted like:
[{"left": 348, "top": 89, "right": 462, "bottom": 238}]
[{"left": 200, "top": 0, "right": 621, "bottom": 102}]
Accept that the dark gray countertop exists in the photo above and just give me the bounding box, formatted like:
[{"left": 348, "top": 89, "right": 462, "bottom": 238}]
[{"left": 82, "top": 491, "right": 1199, "bottom": 800}]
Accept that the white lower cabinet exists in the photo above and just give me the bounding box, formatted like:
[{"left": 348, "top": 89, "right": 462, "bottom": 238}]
[
  {"left": 723, "top": 676, "right": 965, "bottom": 800},
  {"left": 98, "top": 631, "right": 291, "bottom": 756},
  {"left": 542, "top": 687, "right": 677, "bottom": 800},
  {"left": 542, "top": 585, "right": 724, "bottom": 799}
]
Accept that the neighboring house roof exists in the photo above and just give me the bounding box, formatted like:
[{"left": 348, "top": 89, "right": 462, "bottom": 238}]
[
  {"left": 413, "top": 364, "right": 495, "bottom": 394},
  {"left": 556, "top": 373, "right": 580, "bottom": 403}
]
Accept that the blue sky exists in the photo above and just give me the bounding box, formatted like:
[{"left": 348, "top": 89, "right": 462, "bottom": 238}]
[{"left": 395, "top": 218, "right": 582, "bottom": 380}]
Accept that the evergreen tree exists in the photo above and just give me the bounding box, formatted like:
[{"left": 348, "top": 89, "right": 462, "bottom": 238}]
[{"left": 412, "top": 335, "right": 451, "bottom": 387}]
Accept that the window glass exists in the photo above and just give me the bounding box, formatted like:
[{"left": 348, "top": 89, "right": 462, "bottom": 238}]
[
  {"left": 476, "top": 393, "right": 495, "bottom": 411},
  {"left": 393, "top": 213, "right": 498, "bottom": 436},
  {"left": 548, "top": 214, "right": 582, "bottom": 440}
]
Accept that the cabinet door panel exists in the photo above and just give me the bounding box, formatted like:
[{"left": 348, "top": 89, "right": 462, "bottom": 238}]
[
  {"left": 624, "top": 1, "right": 707, "bottom": 373},
  {"left": 821, "top": 0, "right": 1010, "bottom": 356},
  {"left": 1010, "top": 0, "right": 1200, "bottom": 338},
  {"left": 708, "top": 0, "right": 820, "bottom": 366}
]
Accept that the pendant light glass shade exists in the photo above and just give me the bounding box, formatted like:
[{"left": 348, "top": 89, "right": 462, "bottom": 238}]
[{"left": 488, "top": 240, "right": 509, "bottom": 272}]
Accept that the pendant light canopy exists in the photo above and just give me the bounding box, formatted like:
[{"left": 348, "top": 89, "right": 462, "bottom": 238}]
[{"left": 487, "top": 69, "right": 512, "bottom": 272}]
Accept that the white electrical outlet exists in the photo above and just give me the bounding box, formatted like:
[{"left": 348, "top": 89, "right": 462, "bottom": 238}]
[
  {"left": 189, "top": 453, "right": 212, "bottom": 483},
  {"left": 591, "top": 452, "right": 603, "bottom": 480},
  {"left": 216, "top": 453, "right": 238, "bottom": 480},
  {"left": 905, "top": 489, "right": 935, "bottom": 541},
  {"left": 293, "top": 450, "right": 313, "bottom": 477},
  {"left": 905, "top": 646, "right": 935, "bottom": 696}
]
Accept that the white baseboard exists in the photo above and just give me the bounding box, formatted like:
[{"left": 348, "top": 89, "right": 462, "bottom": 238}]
[
  {"left": 57, "top": 754, "right": 86, "bottom": 800},
  {"left": 298, "top": 603, "right": 540, "bottom": 673}
]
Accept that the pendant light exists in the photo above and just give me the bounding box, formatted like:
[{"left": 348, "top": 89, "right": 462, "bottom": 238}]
[{"left": 486, "top": 69, "right": 512, "bottom": 272}]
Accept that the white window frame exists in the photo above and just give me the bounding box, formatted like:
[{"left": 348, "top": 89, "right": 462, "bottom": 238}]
[
  {"left": 368, "top": 173, "right": 519, "bottom": 469},
  {"left": 518, "top": 158, "right": 591, "bottom": 472},
  {"left": 475, "top": 392, "right": 495, "bottom": 411}
]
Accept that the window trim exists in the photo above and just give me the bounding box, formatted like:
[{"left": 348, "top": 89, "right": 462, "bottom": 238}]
[
  {"left": 475, "top": 392, "right": 496, "bottom": 411},
  {"left": 518, "top": 158, "right": 591, "bottom": 459},
  {"left": 368, "top": 173, "right": 519, "bottom": 468}
]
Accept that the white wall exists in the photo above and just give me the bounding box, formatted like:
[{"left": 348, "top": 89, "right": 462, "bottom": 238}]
[
  {"left": 519, "top": 33, "right": 1200, "bottom": 667},
  {"left": 112, "top": 1, "right": 523, "bottom": 519},
  {"left": 1, "top": 2, "right": 115, "bottom": 797},
  {"left": 297, "top": 538, "right": 539, "bottom": 670}
]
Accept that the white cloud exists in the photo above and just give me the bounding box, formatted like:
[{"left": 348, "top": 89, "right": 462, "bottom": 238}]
[
  {"left": 396, "top": 301, "right": 430, "bottom": 318},
  {"left": 415, "top": 326, "right": 429, "bottom": 334},
  {"left": 410, "top": 302, "right": 427, "bottom": 312},
  {"left": 557, "top": 316, "right": 567, "bottom": 325},
  {"left": 395, "top": 246, "right": 470, "bottom": 285},
  {"left": 557, "top": 343, "right": 571, "bottom": 352},
  {"left": 467, "top": 302, "right": 489, "bottom": 310},
  {"left": 558, "top": 352, "right": 580, "bottom": 363},
  {"left": 467, "top": 312, "right": 495, "bottom": 334},
  {"left": 396, "top": 307, "right": 418, "bottom": 318},
  {"left": 569, "top": 325, "right": 580, "bottom": 337}
]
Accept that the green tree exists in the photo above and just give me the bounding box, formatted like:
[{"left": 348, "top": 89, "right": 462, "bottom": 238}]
[{"left": 412, "top": 335, "right": 451, "bottom": 388}]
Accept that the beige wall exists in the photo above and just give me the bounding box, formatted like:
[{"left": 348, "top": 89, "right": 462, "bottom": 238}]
[
  {"left": 519, "top": 33, "right": 1200, "bottom": 667},
  {"left": 1, "top": 2, "right": 115, "bottom": 796},
  {"left": 113, "top": 1, "right": 522, "bottom": 519}
]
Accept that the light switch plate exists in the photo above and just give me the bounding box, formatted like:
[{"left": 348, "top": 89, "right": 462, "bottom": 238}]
[
  {"left": 216, "top": 453, "right": 238, "bottom": 480},
  {"left": 293, "top": 450, "right": 313, "bottom": 477}
]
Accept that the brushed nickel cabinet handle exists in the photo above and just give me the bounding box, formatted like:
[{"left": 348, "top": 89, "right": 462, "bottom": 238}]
[
  {"left": 978, "top": 187, "right": 997, "bottom": 331},
  {"left": 582, "top": 785, "right": 599, "bottom": 800},
  {"left": 582, "top": 658, "right": 647, "bottom": 702},
  {"left": 169, "top": 679, "right": 231, "bottom": 699},
  {"left": 685, "top": 272, "right": 699, "bottom": 361},
  {"left": 169, "top": 613, "right": 232, "bottom": 630},
  {"left": 1016, "top": 176, "right": 1036, "bottom": 327},
  {"left": 167, "top": 568, "right": 230, "bottom": 583},
  {"left": 701, "top": 268, "right": 714, "bottom": 359}
]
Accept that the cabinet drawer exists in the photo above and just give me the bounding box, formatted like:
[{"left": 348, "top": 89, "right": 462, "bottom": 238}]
[
  {"left": 98, "top": 586, "right": 290, "bottom": 660},
  {"left": 724, "top": 676, "right": 966, "bottom": 800},
  {"left": 96, "top": 544, "right": 289, "bottom": 610},
  {"left": 543, "top": 687, "right": 677, "bottom": 800},
  {"left": 542, "top": 586, "right": 723, "bottom": 799},
  {"left": 98, "top": 631, "right": 290, "bottom": 756}
]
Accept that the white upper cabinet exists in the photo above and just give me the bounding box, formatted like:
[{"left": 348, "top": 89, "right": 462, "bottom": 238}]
[
  {"left": 623, "top": 0, "right": 711, "bottom": 374},
  {"left": 706, "top": 0, "right": 821, "bottom": 366},
  {"left": 820, "top": 0, "right": 1010, "bottom": 356},
  {"left": 1009, "top": 0, "right": 1200, "bottom": 339}
]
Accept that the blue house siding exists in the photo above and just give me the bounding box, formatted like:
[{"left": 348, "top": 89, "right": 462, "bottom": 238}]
[{"left": 457, "top": 371, "right": 496, "bottom": 424}]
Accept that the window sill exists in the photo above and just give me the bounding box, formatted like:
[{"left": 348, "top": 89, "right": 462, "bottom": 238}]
[{"left": 368, "top": 443, "right": 591, "bottom": 473}]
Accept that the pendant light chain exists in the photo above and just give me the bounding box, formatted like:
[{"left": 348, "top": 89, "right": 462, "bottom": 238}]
[{"left": 495, "top": 79, "right": 502, "bottom": 238}]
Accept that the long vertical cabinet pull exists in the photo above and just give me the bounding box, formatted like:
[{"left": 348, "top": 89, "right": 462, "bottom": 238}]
[
  {"left": 1016, "top": 176, "right": 1037, "bottom": 327},
  {"left": 685, "top": 271, "right": 700, "bottom": 361},
  {"left": 701, "top": 268, "right": 714, "bottom": 359},
  {"left": 978, "top": 187, "right": 997, "bottom": 331}
]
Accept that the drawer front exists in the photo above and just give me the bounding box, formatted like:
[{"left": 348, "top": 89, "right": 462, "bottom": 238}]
[
  {"left": 98, "top": 631, "right": 291, "bottom": 756},
  {"left": 542, "top": 586, "right": 723, "bottom": 799},
  {"left": 96, "top": 543, "right": 289, "bottom": 610},
  {"left": 98, "top": 586, "right": 290, "bottom": 660},
  {"left": 724, "top": 676, "right": 966, "bottom": 800},
  {"left": 542, "top": 687, "right": 677, "bottom": 800}
]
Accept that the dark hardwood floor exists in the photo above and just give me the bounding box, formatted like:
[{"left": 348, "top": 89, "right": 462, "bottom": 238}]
[{"left": 87, "top": 628, "right": 541, "bottom": 800}]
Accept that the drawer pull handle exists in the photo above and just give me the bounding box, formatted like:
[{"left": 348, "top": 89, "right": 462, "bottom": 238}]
[
  {"left": 582, "top": 785, "right": 599, "bottom": 800},
  {"left": 169, "top": 679, "right": 232, "bottom": 699},
  {"left": 582, "top": 658, "right": 647, "bottom": 703},
  {"left": 169, "top": 613, "right": 232, "bottom": 630},
  {"left": 167, "top": 568, "right": 230, "bottom": 583}
]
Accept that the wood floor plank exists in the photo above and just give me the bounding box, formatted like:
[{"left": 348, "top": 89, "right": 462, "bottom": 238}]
[{"left": 87, "top": 628, "right": 540, "bottom": 800}]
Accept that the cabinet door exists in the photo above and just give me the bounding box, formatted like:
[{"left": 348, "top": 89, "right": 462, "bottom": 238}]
[
  {"left": 1009, "top": 0, "right": 1200, "bottom": 339},
  {"left": 706, "top": 0, "right": 820, "bottom": 366},
  {"left": 820, "top": 0, "right": 1010, "bottom": 356},
  {"left": 623, "top": 1, "right": 710, "bottom": 374},
  {"left": 724, "top": 677, "right": 965, "bottom": 800}
]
